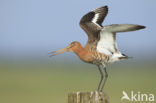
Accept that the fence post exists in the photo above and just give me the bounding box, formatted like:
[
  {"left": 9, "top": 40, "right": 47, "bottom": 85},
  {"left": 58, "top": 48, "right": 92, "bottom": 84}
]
[{"left": 68, "top": 91, "right": 109, "bottom": 103}]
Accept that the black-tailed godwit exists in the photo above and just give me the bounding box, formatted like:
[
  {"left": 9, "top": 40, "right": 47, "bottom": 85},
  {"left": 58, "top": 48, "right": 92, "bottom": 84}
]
[{"left": 49, "top": 6, "right": 145, "bottom": 92}]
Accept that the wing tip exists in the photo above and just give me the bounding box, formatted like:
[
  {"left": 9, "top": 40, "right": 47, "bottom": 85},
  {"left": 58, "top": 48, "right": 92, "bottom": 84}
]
[
  {"left": 104, "top": 5, "right": 108, "bottom": 12},
  {"left": 93, "top": 5, "right": 108, "bottom": 12},
  {"left": 101, "top": 5, "right": 108, "bottom": 9},
  {"left": 104, "top": 5, "right": 108, "bottom": 9},
  {"left": 138, "top": 25, "right": 146, "bottom": 29}
]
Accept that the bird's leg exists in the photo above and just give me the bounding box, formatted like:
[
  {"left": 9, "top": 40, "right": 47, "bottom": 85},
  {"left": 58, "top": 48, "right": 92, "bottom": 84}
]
[
  {"left": 97, "top": 65, "right": 104, "bottom": 92},
  {"left": 100, "top": 66, "right": 108, "bottom": 92}
]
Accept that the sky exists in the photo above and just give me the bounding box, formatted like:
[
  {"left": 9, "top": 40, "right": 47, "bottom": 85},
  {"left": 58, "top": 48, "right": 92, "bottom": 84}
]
[{"left": 0, "top": 0, "right": 156, "bottom": 60}]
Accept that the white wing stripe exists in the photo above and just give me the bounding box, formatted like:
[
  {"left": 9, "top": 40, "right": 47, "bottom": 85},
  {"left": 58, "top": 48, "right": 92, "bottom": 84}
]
[
  {"left": 92, "top": 13, "right": 99, "bottom": 23},
  {"left": 91, "top": 13, "right": 102, "bottom": 28}
]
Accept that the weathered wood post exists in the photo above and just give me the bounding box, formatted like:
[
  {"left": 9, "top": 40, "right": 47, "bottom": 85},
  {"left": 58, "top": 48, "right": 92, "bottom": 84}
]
[{"left": 68, "top": 91, "right": 109, "bottom": 103}]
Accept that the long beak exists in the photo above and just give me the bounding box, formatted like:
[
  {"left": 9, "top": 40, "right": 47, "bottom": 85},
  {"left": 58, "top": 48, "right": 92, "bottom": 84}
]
[{"left": 48, "top": 48, "right": 68, "bottom": 57}]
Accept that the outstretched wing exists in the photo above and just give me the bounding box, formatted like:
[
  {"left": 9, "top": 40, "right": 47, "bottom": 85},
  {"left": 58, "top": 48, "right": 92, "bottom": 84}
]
[
  {"left": 103, "top": 24, "right": 145, "bottom": 33},
  {"left": 97, "top": 24, "right": 145, "bottom": 55},
  {"left": 79, "top": 6, "right": 108, "bottom": 45}
]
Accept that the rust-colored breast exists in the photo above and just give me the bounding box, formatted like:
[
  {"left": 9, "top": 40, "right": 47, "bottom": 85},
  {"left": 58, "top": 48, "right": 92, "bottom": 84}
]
[
  {"left": 78, "top": 49, "right": 95, "bottom": 64},
  {"left": 73, "top": 43, "right": 109, "bottom": 65}
]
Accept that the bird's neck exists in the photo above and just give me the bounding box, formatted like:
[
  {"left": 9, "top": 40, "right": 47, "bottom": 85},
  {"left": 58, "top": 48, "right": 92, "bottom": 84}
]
[
  {"left": 73, "top": 44, "right": 93, "bottom": 63},
  {"left": 73, "top": 44, "right": 87, "bottom": 58}
]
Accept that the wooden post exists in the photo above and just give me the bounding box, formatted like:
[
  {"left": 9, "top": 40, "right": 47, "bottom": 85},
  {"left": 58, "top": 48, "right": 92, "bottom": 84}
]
[{"left": 68, "top": 91, "right": 109, "bottom": 103}]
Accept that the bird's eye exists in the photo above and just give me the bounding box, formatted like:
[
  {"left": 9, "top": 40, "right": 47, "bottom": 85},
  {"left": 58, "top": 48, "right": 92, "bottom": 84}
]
[{"left": 71, "top": 43, "right": 75, "bottom": 47}]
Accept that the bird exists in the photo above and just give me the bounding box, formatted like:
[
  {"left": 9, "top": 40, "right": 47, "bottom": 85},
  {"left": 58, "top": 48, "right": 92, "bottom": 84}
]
[{"left": 49, "top": 5, "right": 145, "bottom": 92}]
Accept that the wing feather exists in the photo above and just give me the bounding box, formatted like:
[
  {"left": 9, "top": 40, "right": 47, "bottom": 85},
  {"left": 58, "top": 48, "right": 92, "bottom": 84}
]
[
  {"left": 97, "top": 24, "right": 145, "bottom": 55},
  {"left": 79, "top": 6, "right": 108, "bottom": 45},
  {"left": 97, "top": 32, "right": 118, "bottom": 55},
  {"left": 103, "top": 24, "right": 145, "bottom": 32}
]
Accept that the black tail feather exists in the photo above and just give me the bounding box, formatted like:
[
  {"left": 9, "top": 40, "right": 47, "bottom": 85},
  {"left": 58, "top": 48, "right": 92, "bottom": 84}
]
[{"left": 119, "top": 54, "right": 133, "bottom": 60}]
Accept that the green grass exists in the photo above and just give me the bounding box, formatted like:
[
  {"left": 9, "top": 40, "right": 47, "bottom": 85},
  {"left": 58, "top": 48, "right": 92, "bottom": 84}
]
[{"left": 0, "top": 61, "right": 156, "bottom": 103}]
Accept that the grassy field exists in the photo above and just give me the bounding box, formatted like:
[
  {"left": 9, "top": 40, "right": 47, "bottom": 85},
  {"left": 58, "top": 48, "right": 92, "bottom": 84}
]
[{"left": 0, "top": 60, "right": 156, "bottom": 103}]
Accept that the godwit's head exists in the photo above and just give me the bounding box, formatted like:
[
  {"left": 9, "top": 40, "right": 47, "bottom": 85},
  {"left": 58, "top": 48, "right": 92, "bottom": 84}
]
[{"left": 49, "top": 41, "right": 82, "bottom": 57}]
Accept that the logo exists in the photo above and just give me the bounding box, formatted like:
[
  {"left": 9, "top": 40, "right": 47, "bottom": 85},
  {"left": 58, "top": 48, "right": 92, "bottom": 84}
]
[{"left": 121, "top": 90, "right": 154, "bottom": 102}]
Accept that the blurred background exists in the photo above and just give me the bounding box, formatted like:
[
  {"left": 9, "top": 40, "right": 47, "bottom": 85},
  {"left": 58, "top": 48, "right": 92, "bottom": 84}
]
[{"left": 0, "top": 0, "right": 156, "bottom": 103}]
